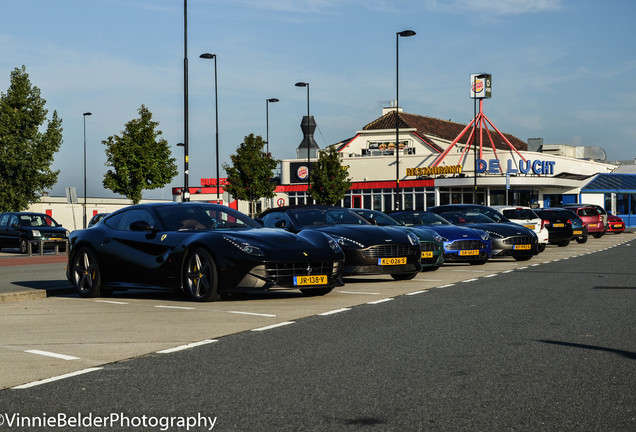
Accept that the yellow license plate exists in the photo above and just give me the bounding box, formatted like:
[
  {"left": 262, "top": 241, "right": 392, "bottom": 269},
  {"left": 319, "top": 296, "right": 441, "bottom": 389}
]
[
  {"left": 514, "top": 244, "right": 531, "bottom": 250},
  {"left": 378, "top": 257, "right": 407, "bottom": 265},
  {"left": 573, "top": 230, "right": 582, "bottom": 235},
  {"left": 293, "top": 275, "right": 327, "bottom": 286},
  {"left": 553, "top": 223, "right": 565, "bottom": 227},
  {"left": 421, "top": 251, "right": 433, "bottom": 259},
  {"left": 523, "top": 224, "right": 535, "bottom": 230},
  {"left": 615, "top": 224, "right": 623, "bottom": 229},
  {"left": 459, "top": 250, "right": 479, "bottom": 256}
]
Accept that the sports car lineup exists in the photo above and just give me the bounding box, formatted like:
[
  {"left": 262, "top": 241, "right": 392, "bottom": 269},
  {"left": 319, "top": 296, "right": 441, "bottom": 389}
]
[{"left": 64, "top": 202, "right": 624, "bottom": 302}]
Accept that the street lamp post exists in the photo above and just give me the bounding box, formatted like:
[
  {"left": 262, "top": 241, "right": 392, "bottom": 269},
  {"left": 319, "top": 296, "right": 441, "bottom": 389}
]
[
  {"left": 295, "top": 82, "right": 310, "bottom": 191},
  {"left": 200, "top": 53, "right": 220, "bottom": 202},
  {"left": 82, "top": 112, "right": 92, "bottom": 229},
  {"left": 266, "top": 98, "right": 279, "bottom": 156},
  {"left": 395, "top": 29, "right": 416, "bottom": 212},
  {"left": 183, "top": 0, "right": 190, "bottom": 202}
]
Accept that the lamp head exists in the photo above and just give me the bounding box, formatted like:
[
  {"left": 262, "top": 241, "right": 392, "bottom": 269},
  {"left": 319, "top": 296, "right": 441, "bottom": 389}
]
[
  {"left": 267, "top": 98, "right": 280, "bottom": 103},
  {"left": 200, "top": 53, "right": 216, "bottom": 59},
  {"left": 295, "top": 82, "right": 308, "bottom": 87},
  {"left": 398, "top": 30, "right": 416, "bottom": 37},
  {"left": 83, "top": 112, "right": 92, "bottom": 116}
]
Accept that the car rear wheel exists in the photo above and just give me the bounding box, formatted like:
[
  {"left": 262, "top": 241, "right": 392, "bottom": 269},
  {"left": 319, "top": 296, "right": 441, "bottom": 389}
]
[
  {"left": 576, "top": 236, "right": 588, "bottom": 244},
  {"left": 513, "top": 254, "right": 533, "bottom": 262},
  {"left": 300, "top": 287, "right": 333, "bottom": 296},
  {"left": 538, "top": 244, "right": 546, "bottom": 253},
  {"left": 391, "top": 272, "right": 418, "bottom": 281},
  {"left": 71, "top": 247, "right": 103, "bottom": 298},
  {"left": 592, "top": 232, "right": 604, "bottom": 238},
  {"left": 184, "top": 247, "right": 220, "bottom": 302},
  {"left": 556, "top": 240, "right": 570, "bottom": 247}
]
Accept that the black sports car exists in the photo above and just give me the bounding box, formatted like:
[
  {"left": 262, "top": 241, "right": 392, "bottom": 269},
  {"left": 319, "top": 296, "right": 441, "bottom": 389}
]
[
  {"left": 351, "top": 208, "right": 445, "bottom": 270},
  {"left": 67, "top": 202, "right": 345, "bottom": 302},
  {"left": 258, "top": 206, "right": 422, "bottom": 280}
]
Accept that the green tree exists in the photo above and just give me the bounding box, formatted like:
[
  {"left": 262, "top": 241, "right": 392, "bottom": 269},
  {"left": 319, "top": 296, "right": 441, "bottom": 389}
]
[
  {"left": 309, "top": 146, "right": 352, "bottom": 205},
  {"left": 223, "top": 133, "right": 278, "bottom": 216},
  {"left": 102, "top": 105, "right": 178, "bottom": 204},
  {"left": 0, "top": 66, "right": 63, "bottom": 212}
]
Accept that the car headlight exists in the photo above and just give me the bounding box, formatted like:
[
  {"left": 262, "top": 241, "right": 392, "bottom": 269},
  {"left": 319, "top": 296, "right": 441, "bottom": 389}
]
[
  {"left": 330, "top": 235, "right": 364, "bottom": 249},
  {"left": 32, "top": 230, "right": 41, "bottom": 237},
  {"left": 485, "top": 230, "right": 502, "bottom": 239},
  {"left": 223, "top": 236, "right": 265, "bottom": 256},
  {"left": 407, "top": 232, "right": 420, "bottom": 246},
  {"left": 433, "top": 234, "right": 443, "bottom": 243},
  {"left": 327, "top": 237, "right": 342, "bottom": 253},
  {"left": 481, "top": 232, "right": 491, "bottom": 241}
]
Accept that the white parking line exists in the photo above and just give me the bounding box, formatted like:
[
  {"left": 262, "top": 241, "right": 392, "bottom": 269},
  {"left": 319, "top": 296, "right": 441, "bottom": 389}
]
[
  {"left": 156, "top": 339, "right": 218, "bottom": 354},
  {"left": 336, "top": 291, "right": 381, "bottom": 295},
  {"left": 318, "top": 308, "right": 351, "bottom": 316},
  {"left": 462, "top": 278, "right": 479, "bottom": 283},
  {"left": 95, "top": 300, "right": 128, "bottom": 305},
  {"left": 502, "top": 270, "right": 514, "bottom": 274},
  {"left": 437, "top": 284, "right": 455, "bottom": 288},
  {"left": 484, "top": 274, "right": 497, "bottom": 278},
  {"left": 25, "top": 350, "right": 80, "bottom": 361},
  {"left": 12, "top": 367, "right": 103, "bottom": 389},
  {"left": 226, "top": 311, "right": 277, "bottom": 317},
  {"left": 405, "top": 290, "right": 428, "bottom": 295},
  {"left": 252, "top": 322, "right": 295, "bottom": 332},
  {"left": 367, "top": 298, "right": 393, "bottom": 305},
  {"left": 154, "top": 305, "right": 195, "bottom": 310}
]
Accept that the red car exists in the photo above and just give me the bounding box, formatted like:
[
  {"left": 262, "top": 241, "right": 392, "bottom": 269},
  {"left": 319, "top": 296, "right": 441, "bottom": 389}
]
[
  {"left": 561, "top": 205, "right": 605, "bottom": 238},
  {"left": 607, "top": 213, "right": 625, "bottom": 233}
]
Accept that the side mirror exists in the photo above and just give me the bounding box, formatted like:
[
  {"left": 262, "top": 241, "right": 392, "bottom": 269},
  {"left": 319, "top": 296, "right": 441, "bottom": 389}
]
[{"left": 274, "top": 220, "right": 287, "bottom": 228}]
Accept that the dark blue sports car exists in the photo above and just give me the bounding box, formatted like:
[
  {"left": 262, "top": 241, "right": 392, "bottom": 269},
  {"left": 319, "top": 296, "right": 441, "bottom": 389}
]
[{"left": 67, "top": 202, "right": 345, "bottom": 301}]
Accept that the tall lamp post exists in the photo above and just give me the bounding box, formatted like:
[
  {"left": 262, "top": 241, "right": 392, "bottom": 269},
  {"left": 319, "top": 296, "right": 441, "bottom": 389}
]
[
  {"left": 471, "top": 73, "right": 487, "bottom": 204},
  {"left": 82, "top": 112, "right": 92, "bottom": 228},
  {"left": 295, "top": 82, "right": 310, "bottom": 191},
  {"left": 394, "top": 29, "right": 416, "bottom": 211},
  {"left": 266, "top": 98, "right": 279, "bottom": 156},
  {"left": 183, "top": 0, "right": 190, "bottom": 202},
  {"left": 200, "top": 53, "right": 220, "bottom": 202}
]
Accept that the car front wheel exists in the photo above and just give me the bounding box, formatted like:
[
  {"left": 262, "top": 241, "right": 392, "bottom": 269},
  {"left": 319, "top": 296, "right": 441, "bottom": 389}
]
[
  {"left": 300, "top": 287, "right": 333, "bottom": 296},
  {"left": 71, "top": 247, "right": 103, "bottom": 298},
  {"left": 184, "top": 247, "right": 220, "bottom": 302},
  {"left": 391, "top": 272, "right": 418, "bottom": 281}
]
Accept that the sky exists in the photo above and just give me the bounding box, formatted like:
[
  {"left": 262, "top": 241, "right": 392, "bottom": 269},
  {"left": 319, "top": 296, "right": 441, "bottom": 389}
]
[{"left": 2, "top": 0, "right": 635, "bottom": 200}]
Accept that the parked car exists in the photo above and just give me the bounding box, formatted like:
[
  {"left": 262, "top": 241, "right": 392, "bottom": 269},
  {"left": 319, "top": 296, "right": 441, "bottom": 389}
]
[
  {"left": 0, "top": 212, "right": 69, "bottom": 254},
  {"left": 491, "top": 205, "right": 550, "bottom": 252},
  {"left": 532, "top": 209, "right": 574, "bottom": 246},
  {"left": 607, "top": 213, "right": 625, "bottom": 233},
  {"left": 352, "top": 208, "right": 445, "bottom": 271},
  {"left": 67, "top": 202, "right": 345, "bottom": 301},
  {"left": 556, "top": 203, "right": 608, "bottom": 231},
  {"left": 258, "top": 205, "right": 422, "bottom": 280},
  {"left": 536, "top": 208, "right": 587, "bottom": 244},
  {"left": 389, "top": 210, "right": 492, "bottom": 265},
  {"left": 431, "top": 209, "right": 539, "bottom": 261},
  {"left": 560, "top": 205, "right": 605, "bottom": 238},
  {"left": 87, "top": 212, "right": 109, "bottom": 228}
]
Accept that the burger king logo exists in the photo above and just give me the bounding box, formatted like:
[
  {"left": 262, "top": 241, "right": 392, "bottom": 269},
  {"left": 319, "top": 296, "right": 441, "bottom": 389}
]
[
  {"left": 297, "top": 165, "right": 309, "bottom": 180},
  {"left": 473, "top": 80, "right": 484, "bottom": 93}
]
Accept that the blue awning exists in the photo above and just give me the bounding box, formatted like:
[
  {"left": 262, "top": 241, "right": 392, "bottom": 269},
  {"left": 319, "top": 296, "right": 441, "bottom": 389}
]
[{"left": 582, "top": 173, "right": 636, "bottom": 193}]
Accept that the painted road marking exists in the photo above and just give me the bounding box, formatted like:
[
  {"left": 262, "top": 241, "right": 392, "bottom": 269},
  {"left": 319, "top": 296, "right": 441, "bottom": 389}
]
[
  {"left": 367, "top": 298, "right": 393, "bottom": 305},
  {"left": 252, "top": 322, "right": 295, "bottom": 332},
  {"left": 156, "top": 339, "right": 218, "bottom": 354},
  {"left": 337, "top": 291, "right": 381, "bottom": 295},
  {"left": 24, "top": 350, "right": 80, "bottom": 361},
  {"left": 12, "top": 367, "right": 103, "bottom": 389},
  {"left": 319, "top": 308, "right": 351, "bottom": 316},
  {"left": 226, "top": 311, "right": 277, "bottom": 317},
  {"left": 155, "top": 305, "right": 195, "bottom": 310}
]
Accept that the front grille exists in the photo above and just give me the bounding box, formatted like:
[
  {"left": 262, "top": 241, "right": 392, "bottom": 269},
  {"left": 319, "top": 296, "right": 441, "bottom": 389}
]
[
  {"left": 361, "top": 244, "right": 419, "bottom": 258},
  {"left": 264, "top": 261, "right": 336, "bottom": 278},
  {"left": 420, "top": 241, "right": 441, "bottom": 252},
  {"left": 447, "top": 240, "right": 485, "bottom": 250},
  {"left": 503, "top": 236, "right": 536, "bottom": 246}
]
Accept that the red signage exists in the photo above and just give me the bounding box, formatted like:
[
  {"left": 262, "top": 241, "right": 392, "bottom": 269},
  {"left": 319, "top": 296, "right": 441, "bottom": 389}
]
[{"left": 201, "top": 178, "right": 229, "bottom": 186}]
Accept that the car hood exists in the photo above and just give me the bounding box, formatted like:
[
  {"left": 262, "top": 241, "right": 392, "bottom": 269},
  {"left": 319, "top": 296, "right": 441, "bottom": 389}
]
[
  {"left": 307, "top": 224, "right": 412, "bottom": 246},
  {"left": 458, "top": 222, "right": 533, "bottom": 236},
  {"left": 409, "top": 224, "right": 486, "bottom": 241},
  {"left": 23, "top": 226, "right": 68, "bottom": 236}
]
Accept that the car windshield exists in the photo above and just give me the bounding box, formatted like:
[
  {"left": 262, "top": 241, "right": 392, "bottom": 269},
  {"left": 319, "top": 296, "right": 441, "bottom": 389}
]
[
  {"left": 392, "top": 212, "right": 452, "bottom": 226},
  {"left": 289, "top": 208, "right": 369, "bottom": 227},
  {"left": 19, "top": 214, "right": 59, "bottom": 228},
  {"left": 156, "top": 204, "right": 260, "bottom": 231},
  {"left": 354, "top": 210, "right": 399, "bottom": 226},
  {"left": 439, "top": 211, "right": 496, "bottom": 224},
  {"left": 502, "top": 209, "right": 538, "bottom": 220}
]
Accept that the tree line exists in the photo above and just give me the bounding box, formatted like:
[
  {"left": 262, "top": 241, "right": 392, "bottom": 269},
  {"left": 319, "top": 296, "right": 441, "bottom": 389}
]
[{"left": 0, "top": 66, "right": 351, "bottom": 216}]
